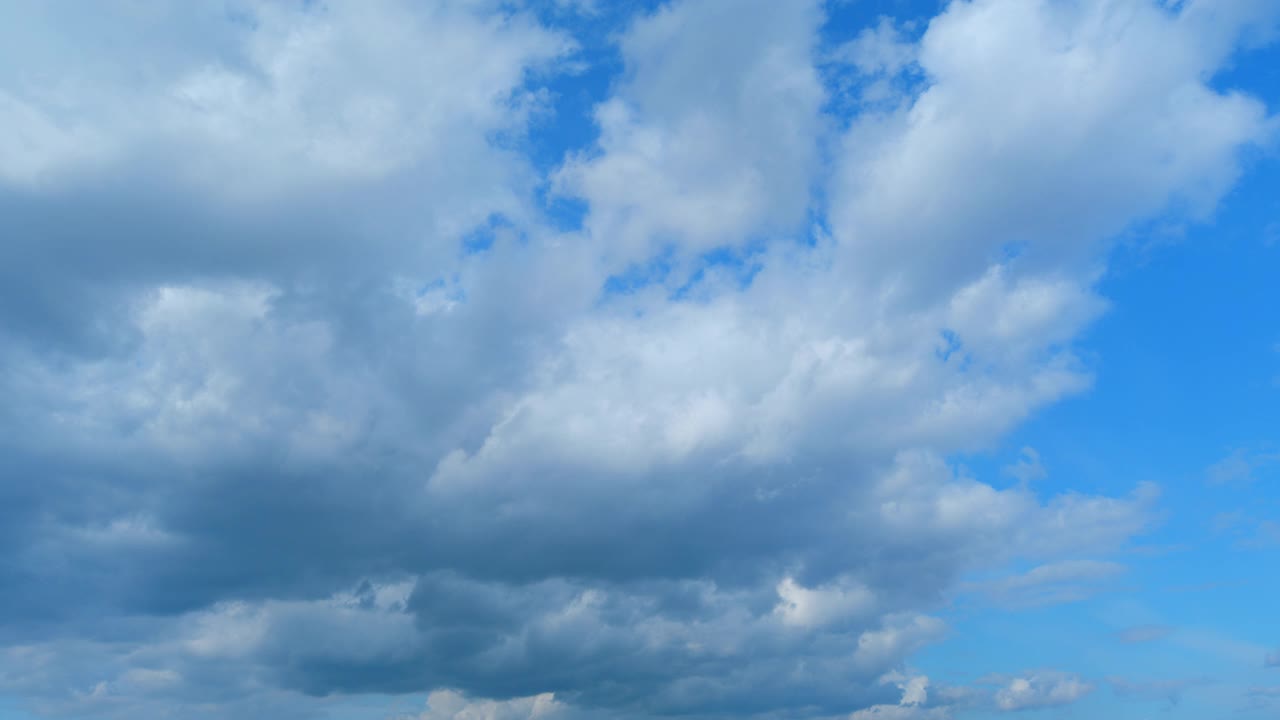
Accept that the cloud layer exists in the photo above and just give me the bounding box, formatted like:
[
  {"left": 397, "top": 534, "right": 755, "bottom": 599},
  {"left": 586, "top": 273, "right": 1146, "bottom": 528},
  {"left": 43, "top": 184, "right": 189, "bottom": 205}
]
[{"left": 1, "top": 0, "right": 1277, "bottom": 718}]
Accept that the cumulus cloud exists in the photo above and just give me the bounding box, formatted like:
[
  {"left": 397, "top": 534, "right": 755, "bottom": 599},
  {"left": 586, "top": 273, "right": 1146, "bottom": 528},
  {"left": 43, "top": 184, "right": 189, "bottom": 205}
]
[
  {"left": 774, "top": 576, "right": 876, "bottom": 629},
  {"left": 0, "top": 0, "right": 1275, "bottom": 718},
  {"left": 0, "top": 0, "right": 571, "bottom": 192},
  {"left": 992, "top": 673, "right": 1093, "bottom": 712},
  {"left": 413, "top": 690, "right": 571, "bottom": 720},
  {"left": 848, "top": 674, "right": 952, "bottom": 720},
  {"left": 831, "top": 0, "right": 1274, "bottom": 312},
  {"left": 553, "top": 0, "right": 824, "bottom": 270}
]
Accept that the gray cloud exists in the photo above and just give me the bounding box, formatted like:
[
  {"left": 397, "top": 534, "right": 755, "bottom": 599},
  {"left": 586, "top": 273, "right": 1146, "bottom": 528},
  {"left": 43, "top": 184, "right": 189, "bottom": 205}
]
[{"left": 0, "top": 0, "right": 1276, "bottom": 718}]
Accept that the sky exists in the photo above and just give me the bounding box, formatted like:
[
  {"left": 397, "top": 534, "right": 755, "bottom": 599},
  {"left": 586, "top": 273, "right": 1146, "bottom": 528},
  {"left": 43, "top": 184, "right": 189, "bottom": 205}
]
[{"left": 0, "top": 1, "right": 1278, "bottom": 719}]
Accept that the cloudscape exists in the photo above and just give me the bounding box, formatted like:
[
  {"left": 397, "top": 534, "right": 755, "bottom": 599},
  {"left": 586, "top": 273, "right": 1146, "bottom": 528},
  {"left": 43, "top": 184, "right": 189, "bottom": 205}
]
[{"left": 1, "top": 1, "right": 1278, "bottom": 719}]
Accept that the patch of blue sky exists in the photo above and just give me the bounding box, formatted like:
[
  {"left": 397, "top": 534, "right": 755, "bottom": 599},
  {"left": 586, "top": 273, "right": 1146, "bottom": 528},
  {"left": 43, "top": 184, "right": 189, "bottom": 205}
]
[
  {"left": 932, "top": 72, "right": 1280, "bottom": 715},
  {"left": 459, "top": 213, "right": 519, "bottom": 256},
  {"left": 817, "top": 0, "right": 937, "bottom": 115},
  {"left": 820, "top": 0, "right": 945, "bottom": 46},
  {"left": 516, "top": 1, "right": 650, "bottom": 177},
  {"left": 935, "top": 328, "right": 966, "bottom": 364},
  {"left": 535, "top": 186, "right": 591, "bottom": 233},
  {"left": 671, "top": 243, "right": 768, "bottom": 298},
  {"left": 599, "top": 240, "right": 771, "bottom": 303},
  {"left": 601, "top": 244, "right": 677, "bottom": 297},
  {"left": 1212, "top": 30, "right": 1280, "bottom": 110}
]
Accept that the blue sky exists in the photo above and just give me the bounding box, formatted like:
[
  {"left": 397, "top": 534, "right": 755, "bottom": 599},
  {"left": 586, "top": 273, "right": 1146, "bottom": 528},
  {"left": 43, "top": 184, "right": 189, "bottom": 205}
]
[{"left": 0, "top": 1, "right": 1278, "bottom": 719}]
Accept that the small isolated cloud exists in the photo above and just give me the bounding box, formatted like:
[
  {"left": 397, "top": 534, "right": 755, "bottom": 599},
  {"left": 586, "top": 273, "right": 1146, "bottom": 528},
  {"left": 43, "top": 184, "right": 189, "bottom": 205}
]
[
  {"left": 1115, "top": 625, "right": 1174, "bottom": 644},
  {"left": 1207, "top": 449, "right": 1280, "bottom": 485},
  {"left": 1266, "top": 649, "right": 1280, "bottom": 668},
  {"left": 413, "top": 690, "right": 571, "bottom": 720},
  {"left": 993, "top": 673, "right": 1092, "bottom": 712},
  {"left": 849, "top": 675, "right": 952, "bottom": 720},
  {"left": 1002, "top": 447, "right": 1047, "bottom": 484},
  {"left": 831, "top": 17, "right": 918, "bottom": 76}
]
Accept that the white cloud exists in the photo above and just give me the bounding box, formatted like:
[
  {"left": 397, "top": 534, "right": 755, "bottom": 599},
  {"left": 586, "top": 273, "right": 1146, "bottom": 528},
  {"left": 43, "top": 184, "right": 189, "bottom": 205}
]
[
  {"left": 1207, "top": 448, "right": 1280, "bottom": 484},
  {"left": 854, "top": 615, "right": 948, "bottom": 671},
  {"left": 0, "top": 0, "right": 1275, "bottom": 718},
  {"left": 775, "top": 576, "right": 877, "bottom": 629},
  {"left": 416, "top": 690, "right": 569, "bottom": 720},
  {"left": 830, "top": 0, "right": 1273, "bottom": 313},
  {"left": 183, "top": 602, "right": 269, "bottom": 660},
  {"left": 849, "top": 705, "right": 950, "bottom": 720},
  {"left": 993, "top": 673, "right": 1092, "bottom": 711},
  {"left": 0, "top": 0, "right": 571, "bottom": 243},
  {"left": 1003, "top": 447, "right": 1047, "bottom": 484},
  {"left": 849, "top": 674, "right": 952, "bottom": 720},
  {"left": 832, "top": 17, "right": 918, "bottom": 77},
  {"left": 554, "top": 0, "right": 824, "bottom": 268}
]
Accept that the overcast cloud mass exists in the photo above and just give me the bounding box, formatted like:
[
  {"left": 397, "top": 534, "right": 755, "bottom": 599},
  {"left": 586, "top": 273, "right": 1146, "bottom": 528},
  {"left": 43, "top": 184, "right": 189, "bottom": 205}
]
[{"left": 1, "top": 1, "right": 1279, "bottom": 719}]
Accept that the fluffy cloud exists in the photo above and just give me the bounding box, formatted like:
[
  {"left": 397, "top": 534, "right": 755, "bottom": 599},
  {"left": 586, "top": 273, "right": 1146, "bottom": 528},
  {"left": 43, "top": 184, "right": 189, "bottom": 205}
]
[
  {"left": 831, "top": 0, "right": 1274, "bottom": 312},
  {"left": 0, "top": 0, "right": 1275, "bottom": 718},
  {"left": 554, "top": 0, "right": 824, "bottom": 269},
  {"left": 0, "top": 0, "right": 575, "bottom": 358},
  {"left": 848, "top": 675, "right": 952, "bottom": 720},
  {"left": 0, "top": 0, "right": 571, "bottom": 192}
]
